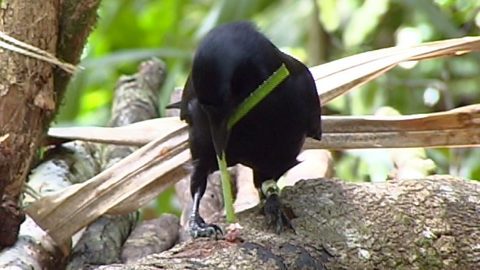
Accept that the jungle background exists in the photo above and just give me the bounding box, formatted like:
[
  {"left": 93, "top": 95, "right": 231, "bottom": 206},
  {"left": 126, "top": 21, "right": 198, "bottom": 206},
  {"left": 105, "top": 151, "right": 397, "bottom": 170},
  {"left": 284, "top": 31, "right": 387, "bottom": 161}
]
[{"left": 54, "top": 0, "right": 480, "bottom": 218}]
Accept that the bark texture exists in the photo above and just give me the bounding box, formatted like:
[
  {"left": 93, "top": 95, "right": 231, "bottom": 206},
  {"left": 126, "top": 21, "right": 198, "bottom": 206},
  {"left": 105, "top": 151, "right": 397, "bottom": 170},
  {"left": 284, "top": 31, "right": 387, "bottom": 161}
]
[
  {"left": 0, "top": 0, "right": 100, "bottom": 247},
  {"left": 94, "top": 176, "right": 480, "bottom": 270},
  {"left": 0, "top": 0, "right": 59, "bottom": 246},
  {"left": 121, "top": 214, "right": 180, "bottom": 263}
]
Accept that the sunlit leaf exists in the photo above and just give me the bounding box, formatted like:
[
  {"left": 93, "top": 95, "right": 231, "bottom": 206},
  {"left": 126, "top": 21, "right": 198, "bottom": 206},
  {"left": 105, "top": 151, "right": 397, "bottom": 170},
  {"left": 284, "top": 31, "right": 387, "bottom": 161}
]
[{"left": 343, "top": 0, "right": 390, "bottom": 47}]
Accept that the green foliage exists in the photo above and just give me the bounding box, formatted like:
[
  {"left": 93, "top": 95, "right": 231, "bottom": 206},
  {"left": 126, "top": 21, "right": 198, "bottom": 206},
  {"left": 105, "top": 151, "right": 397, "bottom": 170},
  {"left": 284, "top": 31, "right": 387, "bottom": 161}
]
[
  {"left": 343, "top": 0, "right": 390, "bottom": 48},
  {"left": 56, "top": 0, "right": 480, "bottom": 215}
]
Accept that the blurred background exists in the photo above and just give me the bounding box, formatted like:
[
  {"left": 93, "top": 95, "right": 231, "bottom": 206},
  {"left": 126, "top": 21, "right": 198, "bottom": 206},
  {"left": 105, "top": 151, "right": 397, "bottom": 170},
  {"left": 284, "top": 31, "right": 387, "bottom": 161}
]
[{"left": 54, "top": 0, "right": 480, "bottom": 217}]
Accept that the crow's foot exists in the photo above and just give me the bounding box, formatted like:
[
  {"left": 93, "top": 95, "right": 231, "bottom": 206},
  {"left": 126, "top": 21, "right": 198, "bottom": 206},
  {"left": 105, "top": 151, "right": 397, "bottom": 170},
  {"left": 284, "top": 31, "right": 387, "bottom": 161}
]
[
  {"left": 263, "top": 193, "right": 294, "bottom": 234},
  {"left": 188, "top": 215, "right": 223, "bottom": 239}
]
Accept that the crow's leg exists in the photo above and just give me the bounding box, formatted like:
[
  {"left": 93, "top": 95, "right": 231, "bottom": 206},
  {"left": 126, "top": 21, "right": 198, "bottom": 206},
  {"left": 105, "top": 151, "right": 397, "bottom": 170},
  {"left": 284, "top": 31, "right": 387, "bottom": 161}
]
[
  {"left": 188, "top": 164, "right": 223, "bottom": 238},
  {"left": 254, "top": 172, "right": 293, "bottom": 234}
]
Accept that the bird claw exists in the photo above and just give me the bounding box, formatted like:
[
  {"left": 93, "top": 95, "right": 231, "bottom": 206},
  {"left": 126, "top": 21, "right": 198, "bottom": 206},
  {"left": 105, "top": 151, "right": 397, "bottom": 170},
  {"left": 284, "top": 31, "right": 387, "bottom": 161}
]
[
  {"left": 263, "top": 194, "right": 294, "bottom": 234},
  {"left": 188, "top": 216, "right": 223, "bottom": 239}
]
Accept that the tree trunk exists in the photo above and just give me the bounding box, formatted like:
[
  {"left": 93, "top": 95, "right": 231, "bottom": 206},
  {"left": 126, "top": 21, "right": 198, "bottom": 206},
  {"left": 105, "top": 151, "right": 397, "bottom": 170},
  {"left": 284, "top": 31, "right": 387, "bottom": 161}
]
[
  {"left": 0, "top": 0, "right": 59, "bottom": 246},
  {"left": 0, "top": 0, "right": 100, "bottom": 247},
  {"left": 93, "top": 176, "right": 480, "bottom": 269}
]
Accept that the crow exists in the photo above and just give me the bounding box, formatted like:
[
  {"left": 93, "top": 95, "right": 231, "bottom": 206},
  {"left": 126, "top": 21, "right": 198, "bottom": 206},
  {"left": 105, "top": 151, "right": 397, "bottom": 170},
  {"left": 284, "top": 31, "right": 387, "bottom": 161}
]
[{"left": 178, "top": 21, "right": 322, "bottom": 238}]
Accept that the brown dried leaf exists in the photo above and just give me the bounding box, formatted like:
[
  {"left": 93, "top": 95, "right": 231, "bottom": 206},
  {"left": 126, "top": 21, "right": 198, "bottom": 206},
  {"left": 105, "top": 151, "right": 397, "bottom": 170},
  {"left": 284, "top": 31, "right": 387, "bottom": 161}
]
[
  {"left": 26, "top": 127, "right": 189, "bottom": 245},
  {"left": 305, "top": 104, "right": 480, "bottom": 149},
  {"left": 312, "top": 36, "right": 480, "bottom": 104}
]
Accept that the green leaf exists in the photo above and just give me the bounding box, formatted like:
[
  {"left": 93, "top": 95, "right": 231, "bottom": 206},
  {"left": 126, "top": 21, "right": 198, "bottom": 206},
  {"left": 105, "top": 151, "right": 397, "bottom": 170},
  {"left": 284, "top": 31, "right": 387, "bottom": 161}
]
[
  {"left": 318, "top": 0, "right": 341, "bottom": 32},
  {"left": 343, "top": 0, "right": 390, "bottom": 48}
]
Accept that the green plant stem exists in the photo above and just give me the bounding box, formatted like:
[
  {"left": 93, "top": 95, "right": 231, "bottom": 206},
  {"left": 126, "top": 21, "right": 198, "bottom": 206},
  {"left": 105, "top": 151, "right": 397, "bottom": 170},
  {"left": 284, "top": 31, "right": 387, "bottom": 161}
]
[
  {"left": 217, "top": 151, "right": 235, "bottom": 223},
  {"left": 218, "top": 63, "right": 290, "bottom": 223},
  {"left": 227, "top": 64, "right": 290, "bottom": 130}
]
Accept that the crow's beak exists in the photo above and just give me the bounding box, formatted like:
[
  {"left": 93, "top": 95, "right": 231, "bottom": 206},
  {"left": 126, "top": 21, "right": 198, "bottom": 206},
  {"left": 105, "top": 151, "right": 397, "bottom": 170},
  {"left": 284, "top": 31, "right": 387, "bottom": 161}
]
[{"left": 202, "top": 104, "right": 230, "bottom": 155}]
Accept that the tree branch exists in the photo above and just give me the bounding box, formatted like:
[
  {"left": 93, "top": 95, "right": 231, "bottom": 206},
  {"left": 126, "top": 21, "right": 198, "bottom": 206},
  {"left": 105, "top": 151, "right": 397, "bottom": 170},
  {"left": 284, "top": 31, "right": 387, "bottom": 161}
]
[{"left": 95, "top": 176, "right": 480, "bottom": 269}]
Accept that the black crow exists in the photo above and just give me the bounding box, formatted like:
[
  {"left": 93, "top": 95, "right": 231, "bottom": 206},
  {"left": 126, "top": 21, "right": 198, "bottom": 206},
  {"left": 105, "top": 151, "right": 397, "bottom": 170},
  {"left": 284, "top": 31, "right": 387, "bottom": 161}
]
[{"left": 179, "top": 21, "right": 322, "bottom": 237}]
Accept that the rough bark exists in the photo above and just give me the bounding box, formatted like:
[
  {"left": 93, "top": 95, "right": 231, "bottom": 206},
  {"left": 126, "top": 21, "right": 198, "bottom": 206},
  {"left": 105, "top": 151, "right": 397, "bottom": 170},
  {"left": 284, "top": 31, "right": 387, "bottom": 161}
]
[
  {"left": 121, "top": 214, "right": 180, "bottom": 263},
  {"left": 0, "top": 0, "right": 100, "bottom": 247},
  {"left": 0, "top": 0, "right": 59, "bottom": 246},
  {"left": 94, "top": 176, "right": 479, "bottom": 270},
  {"left": 54, "top": 0, "right": 101, "bottom": 102},
  {"left": 67, "top": 214, "right": 138, "bottom": 270}
]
